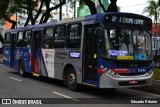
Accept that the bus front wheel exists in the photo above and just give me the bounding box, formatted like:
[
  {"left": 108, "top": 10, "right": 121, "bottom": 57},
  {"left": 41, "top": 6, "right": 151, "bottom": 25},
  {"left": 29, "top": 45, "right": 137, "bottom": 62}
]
[
  {"left": 66, "top": 68, "right": 78, "bottom": 91},
  {"left": 18, "top": 61, "right": 26, "bottom": 77}
]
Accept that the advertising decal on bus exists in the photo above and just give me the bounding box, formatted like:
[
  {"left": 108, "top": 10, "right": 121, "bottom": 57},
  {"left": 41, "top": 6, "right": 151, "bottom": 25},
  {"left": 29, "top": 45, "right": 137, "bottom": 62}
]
[{"left": 42, "top": 49, "right": 55, "bottom": 78}]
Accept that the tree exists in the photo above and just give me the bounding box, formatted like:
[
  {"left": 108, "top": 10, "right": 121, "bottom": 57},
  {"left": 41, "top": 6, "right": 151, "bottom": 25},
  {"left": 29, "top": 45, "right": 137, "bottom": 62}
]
[
  {"left": 81, "top": 0, "right": 97, "bottom": 14},
  {"left": 66, "top": 0, "right": 77, "bottom": 18},
  {"left": 0, "top": 0, "right": 66, "bottom": 44},
  {"left": 143, "top": 0, "right": 159, "bottom": 24},
  {"left": 0, "top": 0, "right": 39, "bottom": 28},
  {"left": 0, "top": 0, "right": 17, "bottom": 29},
  {"left": 143, "top": 0, "right": 159, "bottom": 58},
  {"left": 0, "top": 0, "right": 67, "bottom": 27},
  {"left": 98, "top": 0, "right": 118, "bottom": 12},
  {"left": 40, "top": 0, "right": 66, "bottom": 23}
]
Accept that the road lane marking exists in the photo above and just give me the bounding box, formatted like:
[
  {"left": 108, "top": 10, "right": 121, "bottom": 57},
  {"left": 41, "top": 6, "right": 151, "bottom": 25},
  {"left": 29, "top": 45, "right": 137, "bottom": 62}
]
[
  {"left": 9, "top": 77, "right": 22, "bottom": 82},
  {"left": 52, "top": 91, "right": 79, "bottom": 101}
]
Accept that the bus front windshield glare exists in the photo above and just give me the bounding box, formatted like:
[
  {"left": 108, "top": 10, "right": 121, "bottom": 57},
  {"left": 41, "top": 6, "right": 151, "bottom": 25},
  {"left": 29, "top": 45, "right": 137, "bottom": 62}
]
[{"left": 100, "top": 29, "right": 152, "bottom": 60}]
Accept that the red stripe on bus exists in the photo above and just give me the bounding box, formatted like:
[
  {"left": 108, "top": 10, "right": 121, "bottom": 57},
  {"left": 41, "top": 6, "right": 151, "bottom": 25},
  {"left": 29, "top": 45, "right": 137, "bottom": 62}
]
[
  {"left": 34, "top": 58, "right": 38, "bottom": 73},
  {"left": 98, "top": 68, "right": 104, "bottom": 73},
  {"left": 110, "top": 68, "right": 129, "bottom": 73}
]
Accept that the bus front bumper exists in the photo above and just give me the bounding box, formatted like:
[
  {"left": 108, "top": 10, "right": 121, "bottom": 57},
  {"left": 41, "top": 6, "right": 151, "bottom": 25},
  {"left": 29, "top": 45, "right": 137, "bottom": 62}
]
[{"left": 99, "top": 72, "right": 153, "bottom": 88}]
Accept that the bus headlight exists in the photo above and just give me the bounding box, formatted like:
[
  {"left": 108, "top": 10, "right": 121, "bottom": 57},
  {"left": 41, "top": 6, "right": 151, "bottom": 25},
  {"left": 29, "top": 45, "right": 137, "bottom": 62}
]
[
  {"left": 107, "top": 70, "right": 119, "bottom": 78},
  {"left": 145, "top": 70, "right": 153, "bottom": 76}
]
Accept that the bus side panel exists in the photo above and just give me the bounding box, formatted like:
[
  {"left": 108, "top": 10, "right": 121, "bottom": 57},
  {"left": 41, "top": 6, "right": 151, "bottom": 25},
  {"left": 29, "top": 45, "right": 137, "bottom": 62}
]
[
  {"left": 3, "top": 47, "right": 11, "bottom": 67},
  {"left": 23, "top": 48, "right": 32, "bottom": 73},
  {"left": 14, "top": 48, "right": 24, "bottom": 69},
  {"left": 10, "top": 49, "right": 15, "bottom": 68}
]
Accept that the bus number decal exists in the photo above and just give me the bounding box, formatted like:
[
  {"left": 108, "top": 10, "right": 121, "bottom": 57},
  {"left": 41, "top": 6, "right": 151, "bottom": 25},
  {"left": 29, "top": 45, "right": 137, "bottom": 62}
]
[{"left": 137, "top": 69, "right": 146, "bottom": 73}]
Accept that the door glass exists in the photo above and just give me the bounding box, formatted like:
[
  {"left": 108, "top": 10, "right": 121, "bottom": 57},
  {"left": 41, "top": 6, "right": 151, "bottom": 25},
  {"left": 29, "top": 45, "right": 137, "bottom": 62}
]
[{"left": 84, "top": 25, "right": 97, "bottom": 83}]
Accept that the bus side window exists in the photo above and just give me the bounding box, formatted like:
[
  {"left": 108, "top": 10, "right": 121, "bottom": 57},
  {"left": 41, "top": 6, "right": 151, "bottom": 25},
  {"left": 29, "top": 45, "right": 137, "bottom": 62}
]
[
  {"left": 53, "top": 26, "right": 65, "bottom": 48},
  {"left": 4, "top": 33, "right": 11, "bottom": 47},
  {"left": 66, "top": 24, "right": 81, "bottom": 49},
  {"left": 43, "top": 27, "right": 53, "bottom": 49},
  {"left": 24, "top": 30, "right": 31, "bottom": 48},
  {"left": 16, "top": 31, "right": 24, "bottom": 47}
]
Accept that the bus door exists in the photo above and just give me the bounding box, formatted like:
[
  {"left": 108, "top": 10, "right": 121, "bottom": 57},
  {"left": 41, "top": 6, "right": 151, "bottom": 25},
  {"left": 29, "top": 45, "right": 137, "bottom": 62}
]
[
  {"left": 31, "top": 30, "right": 43, "bottom": 74},
  {"left": 10, "top": 33, "right": 17, "bottom": 67},
  {"left": 83, "top": 25, "right": 98, "bottom": 85}
]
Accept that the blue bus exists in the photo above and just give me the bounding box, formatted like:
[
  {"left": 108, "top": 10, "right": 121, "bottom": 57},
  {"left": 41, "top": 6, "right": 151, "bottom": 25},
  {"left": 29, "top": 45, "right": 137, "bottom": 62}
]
[{"left": 3, "top": 13, "right": 153, "bottom": 90}]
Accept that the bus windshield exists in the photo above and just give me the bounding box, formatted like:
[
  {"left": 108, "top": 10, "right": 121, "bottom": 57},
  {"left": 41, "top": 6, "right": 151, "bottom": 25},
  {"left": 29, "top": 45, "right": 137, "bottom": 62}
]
[{"left": 100, "top": 28, "right": 152, "bottom": 60}]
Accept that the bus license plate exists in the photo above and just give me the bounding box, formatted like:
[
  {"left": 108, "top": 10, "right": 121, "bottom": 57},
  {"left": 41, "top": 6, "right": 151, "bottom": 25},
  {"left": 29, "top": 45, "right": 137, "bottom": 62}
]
[{"left": 129, "top": 80, "right": 138, "bottom": 84}]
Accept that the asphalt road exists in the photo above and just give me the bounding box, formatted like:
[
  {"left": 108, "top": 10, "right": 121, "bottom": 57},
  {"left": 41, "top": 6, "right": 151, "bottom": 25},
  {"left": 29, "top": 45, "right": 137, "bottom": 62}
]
[{"left": 0, "top": 64, "right": 160, "bottom": 107}]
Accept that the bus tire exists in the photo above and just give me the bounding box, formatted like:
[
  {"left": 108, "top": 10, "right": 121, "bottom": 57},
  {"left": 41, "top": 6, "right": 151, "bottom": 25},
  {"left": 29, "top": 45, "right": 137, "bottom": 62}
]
[
  {"left": 18, "top": 61, "right": 26, "bottom": 77},
  {"left": 66, "top": 68, "right": 78, "bottom": 91}
]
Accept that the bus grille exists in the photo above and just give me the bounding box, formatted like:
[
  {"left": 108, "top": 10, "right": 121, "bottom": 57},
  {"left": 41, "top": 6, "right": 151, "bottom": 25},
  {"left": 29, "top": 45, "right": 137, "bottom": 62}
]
[{"left": 118, "top": 73, "right": 144, "bottom": 76}]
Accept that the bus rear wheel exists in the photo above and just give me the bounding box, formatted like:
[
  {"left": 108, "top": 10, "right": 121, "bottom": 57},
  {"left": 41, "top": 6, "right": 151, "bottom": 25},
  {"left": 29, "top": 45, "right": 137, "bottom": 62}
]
[
  {"left": 66, "top": 68, "right": 78, "bottom": 91},
  {"left": 18, "top": 61, "right": 26, "bottom": 77}
]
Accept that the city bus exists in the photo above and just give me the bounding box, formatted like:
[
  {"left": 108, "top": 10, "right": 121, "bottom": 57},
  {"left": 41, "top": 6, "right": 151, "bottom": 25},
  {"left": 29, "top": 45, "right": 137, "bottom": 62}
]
[{"left": 3, "top": 12, "right": 153, "bottom": 90}]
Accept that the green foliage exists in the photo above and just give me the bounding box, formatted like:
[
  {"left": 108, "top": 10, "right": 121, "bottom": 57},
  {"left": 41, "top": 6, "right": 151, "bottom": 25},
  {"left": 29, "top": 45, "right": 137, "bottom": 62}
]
[
  {"left": 143, "top": 0, "right": 159, "bottom": 21},
  {"left": 0, "top": 0, "right": 9, "bottom": 17},
  {"left": 153, "top": 67, "right": 160, "bottom": 80},
  {"left": 0, "top": 0, "right": 101, "bottom": 27},
  {"left": 0, "top": 0, "right": 67, "bottom": 27},
  {"left": 0, "top": 0, "right": 38, "bottom": 27}
]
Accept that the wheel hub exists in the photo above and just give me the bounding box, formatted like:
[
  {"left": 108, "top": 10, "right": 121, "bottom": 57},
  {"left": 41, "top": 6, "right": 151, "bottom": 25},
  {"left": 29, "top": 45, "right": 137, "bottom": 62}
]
[{"left": 68, "top": 73, "right": 75, "bottom": 85}]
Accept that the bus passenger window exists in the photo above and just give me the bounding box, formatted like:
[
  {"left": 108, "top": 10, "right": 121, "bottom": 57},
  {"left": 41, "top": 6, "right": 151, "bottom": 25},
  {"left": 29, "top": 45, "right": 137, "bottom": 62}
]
[
  {"left": 43, "top": 28, "right": 53, "bottom": 49},
  {"left": 18, "top": 32, "right": 23, "bottom": 40},
  {"left": 4, "top": 33, "right": 11, "bottom": 47},
  {"left": 53, "top": 26, "right": 65, "bottom": 48},
  {"left": 16, "top": 32, "right": 24, "bottom": 47},
  {"left": 24, "top": 30, "right": 31, "bottom": 47},
  {"left": 5, "top": 33, "right": 11, "bottom": 41},
  {"left": 66, "top": 24, "right": 81, "bottom": 49}
]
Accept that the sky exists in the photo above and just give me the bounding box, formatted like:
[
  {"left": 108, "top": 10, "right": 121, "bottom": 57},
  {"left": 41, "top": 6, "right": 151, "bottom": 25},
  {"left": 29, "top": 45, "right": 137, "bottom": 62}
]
[{"left": 117, "top": 0, "right": 158, "bottom": 17}]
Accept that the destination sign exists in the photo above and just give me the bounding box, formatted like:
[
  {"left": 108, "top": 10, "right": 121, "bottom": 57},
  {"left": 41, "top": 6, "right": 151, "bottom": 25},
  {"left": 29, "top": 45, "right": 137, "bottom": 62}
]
[
  {"left": 110, "top": 16, "right": 144, "bottom": 25},
  {"left": 105, "top": 14, "right": 151, "bottom": 26}
]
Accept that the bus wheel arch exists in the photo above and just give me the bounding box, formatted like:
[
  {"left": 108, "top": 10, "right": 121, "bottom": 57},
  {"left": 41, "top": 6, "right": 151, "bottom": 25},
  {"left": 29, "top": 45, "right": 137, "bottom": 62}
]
[
  {"left": 18, "top": 59, "right": 26, "bottom": 77},
  {"left": 63, "top": 64, "right": 78, "bottom": 90}
]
